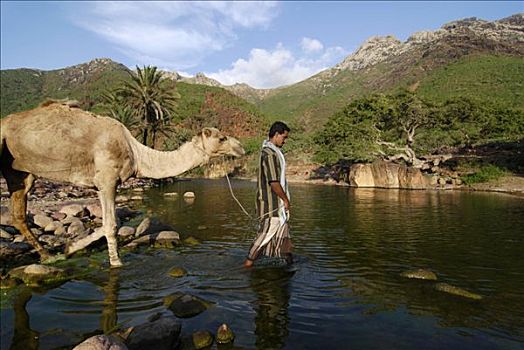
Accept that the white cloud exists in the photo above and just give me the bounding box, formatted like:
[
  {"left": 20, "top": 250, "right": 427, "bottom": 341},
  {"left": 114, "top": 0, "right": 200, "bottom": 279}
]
[
  {"left": 301, "top": 37, "right": 324, "bottom": 53},
  {"left": 71, "top": 1, "right": 279, "bottom": 69},
  {"left": 207, "top": 43, "right": 348, "bottom": 89}
]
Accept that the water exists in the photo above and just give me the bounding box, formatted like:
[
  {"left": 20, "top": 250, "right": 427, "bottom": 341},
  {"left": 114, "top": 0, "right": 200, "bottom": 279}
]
[{"left": 1, "top": 179, "right": 524, "bottom": 349}]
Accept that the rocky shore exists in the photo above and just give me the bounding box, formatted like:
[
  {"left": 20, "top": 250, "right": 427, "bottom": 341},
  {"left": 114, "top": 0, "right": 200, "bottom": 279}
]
[{"left": 0, "top": 176, "right": 240, "bottom": 349}]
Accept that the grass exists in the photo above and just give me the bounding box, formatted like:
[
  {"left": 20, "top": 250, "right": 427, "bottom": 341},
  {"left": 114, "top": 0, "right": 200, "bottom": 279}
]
[{"left": 461, "top": 164, "right": 509, "bottom": 185}]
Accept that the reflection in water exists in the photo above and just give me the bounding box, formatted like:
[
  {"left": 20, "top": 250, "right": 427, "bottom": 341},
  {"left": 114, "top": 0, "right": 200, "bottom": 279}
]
[
  {"left": 250, "top": 267, "right": 294, "bottom": 350},
  {"left": 10, "top": 288, "right": 39, "bottom": 350},
  {"left": 100, "top": 269, "right": 120, "bottom": 334},
  {"left": 2, "top": 180, "right": 523, "bottom": 350}
]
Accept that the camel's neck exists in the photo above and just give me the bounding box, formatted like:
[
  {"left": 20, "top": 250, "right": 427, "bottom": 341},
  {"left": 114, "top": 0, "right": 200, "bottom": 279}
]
[{"left": 130, "top": 138, "right": 210, "bottom": 179}]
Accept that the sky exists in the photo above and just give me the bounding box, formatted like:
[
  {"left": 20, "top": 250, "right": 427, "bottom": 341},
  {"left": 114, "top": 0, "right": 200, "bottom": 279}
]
[{"left": 1, "top": 1, "right": 522, "bottom": 89}]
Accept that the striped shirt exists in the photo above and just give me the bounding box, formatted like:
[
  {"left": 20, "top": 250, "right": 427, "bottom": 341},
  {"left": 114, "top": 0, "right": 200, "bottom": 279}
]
[{"left": 256, "top": 146, "right": 282, "bottom": 220}]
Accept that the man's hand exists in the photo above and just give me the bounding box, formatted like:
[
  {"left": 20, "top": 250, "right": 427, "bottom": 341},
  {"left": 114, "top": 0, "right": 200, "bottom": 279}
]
[{"left": 270, "top": 182, "right": 290, "bottom": 211}]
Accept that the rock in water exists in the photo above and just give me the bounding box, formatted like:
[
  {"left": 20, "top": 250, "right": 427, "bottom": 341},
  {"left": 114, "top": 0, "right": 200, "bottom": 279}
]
[
  {"left": 73, "top": 335, "right": 128, "bottom": 350},
  {"left": 216, "top": 323, "right": 235, "bottom": 344},
  {"left": 400, "top": 269, "right": 437, "bottom": 280},
  {"left": 192, "top": 330, "right": 213, "bottom": 349},
  {"left": 168, "top": 267, "right": 187, "bottom": 278},
  {"left": 435, "top": 283, "right": 483, "bottom": 300}
]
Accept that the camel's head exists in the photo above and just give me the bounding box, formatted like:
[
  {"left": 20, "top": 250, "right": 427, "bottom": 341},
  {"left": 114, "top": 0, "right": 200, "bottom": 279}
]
[{"left": 197, "top": 127, "right": 245, "bottom": 158}]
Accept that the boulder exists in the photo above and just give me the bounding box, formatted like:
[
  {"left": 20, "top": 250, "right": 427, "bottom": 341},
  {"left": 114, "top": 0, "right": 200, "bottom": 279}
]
[
  {"left": 216, "top": 323, "right": 235, "bottom": 344},
  {"left": 154, "top": 231, "right": 181, "bottom": 248},
  {"left": 164, "top": 292, "right": 210, "bottom": 318},
  {"left": 349, "top": 160, "right": 432, "bottom": 189},
  {"left": 59, "top": 204, "right": 86, "bottom": 217},
  {"left": 168, "top": 267, "right": 187, "bottom": 278},
  {"left": 86, "top": 204, "right": 103, "bottom": 218},
  {"left": 73, "top": 335, "right": 128, "bottom": 350},
  {"left": 0, "top": 205, "right": 11, "bottom": 226},
  {"left": 135, "top": 218, "right": 151, "bottom": 237},
  {"left": 183, "top": 237, "right": 201, "bottom": 246},
  {"left": 118, "top": 226, "right": 136, "bottom": 238},
  {"left": 400, "top": 269, "right": 437, "bottom": 280},
  {"left": 68, "top": 220, "right": 86, "bottom": 236},
  {"left": 44, "top": 221, "right": 64, "bottom": 233},
  {"left": 32, "top": 214, "right": 54, "bottom": 229},
  {"left": 38, "top": 234, "right": 63, "bottom": 248},
  {"left": 0, "top": 241, "right": 32, "bottom": 258},
  {"left": 192, "top": 330, "right": 213, "bottom": 349},
  {"left": 51, "top": 212, "right": 67, "bottom": 221},
  {"left": 183, "top": 192, "right": 195, "bottom": 198},
  {"left": 0, "top": 228, "right": 13, "bottom": 239},
  {"left": 434, "top": 283, "right": 483, "bottom": 300},
  {"left": 8, "top": 264, "right": 70, "bottom": 287},
  {"left": 126, "top": 316, "right": 181, "bottom": 350}
]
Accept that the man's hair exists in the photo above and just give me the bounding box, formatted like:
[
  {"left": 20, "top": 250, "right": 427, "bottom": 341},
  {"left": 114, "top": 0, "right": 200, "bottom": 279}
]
[{"left": 268, "top": 121, "right": 290, "bottom": 138}]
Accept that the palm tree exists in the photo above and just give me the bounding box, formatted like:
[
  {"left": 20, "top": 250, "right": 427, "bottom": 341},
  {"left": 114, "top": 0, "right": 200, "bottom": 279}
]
[
  {"left": 100, "top": 90, "right": 140, "bottom": 131},
  {"left": 117, "top": 65, "right": 180, "bottom": 148}
]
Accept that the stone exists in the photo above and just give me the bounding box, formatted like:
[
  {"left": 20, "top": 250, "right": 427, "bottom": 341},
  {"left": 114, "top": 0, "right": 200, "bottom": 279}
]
[
  {"left": 59, "top": 204, "right": 86, "bottom": 217},
  {"left": 168, "top": 267, "right": 187, "bottom": 278},
  {"left": 349, "top": 160, "right": 431, "bottom": 189},
  {"left": 126, "top": 316, "right": 181, "bottom": 350},
  {"left": 51, "top": 212, "right": 67, "bottom": 221},
  {"left": 0, "top": 228, "right": 13, "bottom": 239},
  {"left": 183, "top": 191, "right": 195, "bottom": 198},
  {"left": 38, "top": 234, "right": 63, "bottom": 248},
  {"left": 118, "top": 226, "right": 136, "bottom": 238},
  {"left": 0, "top": 205, "right": 11, "bottom": 226},
  {"left": 163, "top": 192, "right": 178, "bottom": 197},
  {"left": 164, "top": 292, "right": 210, "bottom": 318},
  {"left": 0, "top": 241, "right": 32, "bottom": 258},
  {"left": 154, "top": 231, "right": 181, "bottom": 248},
  {"left": 192, "top": 330, "right": 213, "bottom": 349},
  {"left": 184, "top": 237, "right": 201, "bottom": 246},
  {"left": 115, "top": 195, "right": 129, "bottom": 204},
  {"left": 32, "top": 214, "right": 54, "bottom": 229},
  {"left": 44, "top": 221, "right": 64, "bottom": 233},
  {"left": 116, "top": 206, "right": 140, "bottom": 219},
  {"left": 434, "top": 283, "right": 483, "bottom": 300},
  {"left": 73, "top": 335, "right": 128, "bottom": 350},
  {"left": 8, "top": 264, "right": 69, "bottom": 287},
  {"left": 216, "top": 323, "right": 235, "bottom": 344},
  {"left": 68, "top": 220, "right": 86, "bottom": 236},
  {"left": 135, "top": 218, "right": 151, "bottom": 237},
  {"left": 0, "top": 277, "right": 20, "bottom": 289},
  {"left": 86, "top": 204, "right": 103, "bottom": 218},
  {"left": 400, "top": 269, "right": 437, "bottom": 280}
]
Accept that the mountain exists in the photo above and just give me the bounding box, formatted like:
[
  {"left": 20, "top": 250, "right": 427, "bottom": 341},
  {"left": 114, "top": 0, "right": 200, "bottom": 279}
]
[
  {"left": 160, "top": 14, "right": 523, "bottom": 129},
  {"left": 2, "top": 14, "right": 522, "bottom": 132},
  {"left": 0, "top": 58, "right": 268, "bottom": 142},
  {"left": 0, "top": 58, "right": 130, "bottom": 117},
  {"left": 256, "top": 14, "right": 524, "bottom": 128}
]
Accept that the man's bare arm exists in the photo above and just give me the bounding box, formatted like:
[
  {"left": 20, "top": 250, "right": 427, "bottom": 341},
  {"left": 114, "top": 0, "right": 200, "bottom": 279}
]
[{"left": 270, "top": 182, "right": 290, "bottom": 210}]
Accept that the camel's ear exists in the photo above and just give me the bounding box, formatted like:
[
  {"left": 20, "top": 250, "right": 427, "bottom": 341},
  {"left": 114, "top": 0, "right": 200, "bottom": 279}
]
[{"left": 203, "top": 128, "right": 212, "bottom": 138}]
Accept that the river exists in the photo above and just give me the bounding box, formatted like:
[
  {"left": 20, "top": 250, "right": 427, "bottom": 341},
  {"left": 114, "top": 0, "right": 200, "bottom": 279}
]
[{"left": 1, "top": 179, "right": 523, "bottom": 349}]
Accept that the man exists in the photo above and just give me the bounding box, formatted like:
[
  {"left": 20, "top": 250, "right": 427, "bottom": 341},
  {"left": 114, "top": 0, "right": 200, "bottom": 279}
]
[{"left": 244, "top": 121, "right": 293, "bottom": 268}]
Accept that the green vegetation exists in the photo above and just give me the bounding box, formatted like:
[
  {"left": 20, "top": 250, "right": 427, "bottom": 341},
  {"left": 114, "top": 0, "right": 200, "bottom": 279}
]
[
  {"left": 461, "top": 164, "right": 509, "bottom": 184},
  {"left": 258, "top": 54, "right": 524, "bottom": 130},
  {"left": 313, "top": 92, "right": 524, "bottom": 165},
  {"left": 102, "top": 65, "right": 180, "bottom": 149}
]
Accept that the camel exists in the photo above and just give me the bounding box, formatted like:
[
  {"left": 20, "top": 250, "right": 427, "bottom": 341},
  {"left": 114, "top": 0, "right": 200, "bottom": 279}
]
[{"left": 0, "top": 101, "right": 245, "bottom": 267}]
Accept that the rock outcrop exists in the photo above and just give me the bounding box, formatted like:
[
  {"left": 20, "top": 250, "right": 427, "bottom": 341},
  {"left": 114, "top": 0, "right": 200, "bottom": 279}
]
[{"left": 348, "top": 161, "right": 435, "bottom": 189}]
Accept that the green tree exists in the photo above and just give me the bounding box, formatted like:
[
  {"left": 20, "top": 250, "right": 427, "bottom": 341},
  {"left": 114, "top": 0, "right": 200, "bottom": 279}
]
[
  {"left": 100, "top": 90, "right": 140, "bottom": 131},
  {"left": 117, "top": 65, "right": 180, "bottom": 148}
]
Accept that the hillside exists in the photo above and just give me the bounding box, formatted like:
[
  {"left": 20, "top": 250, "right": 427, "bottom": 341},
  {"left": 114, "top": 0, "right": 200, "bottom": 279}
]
[
  {"left": 257, "top": 14, "right": 524, "bottom": 128},
  {"left": 0, "top": 58, "right": 130, "bottom": 117},
  {"left": 0, "top": 59, "right": 269, "bottom": 144}
]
